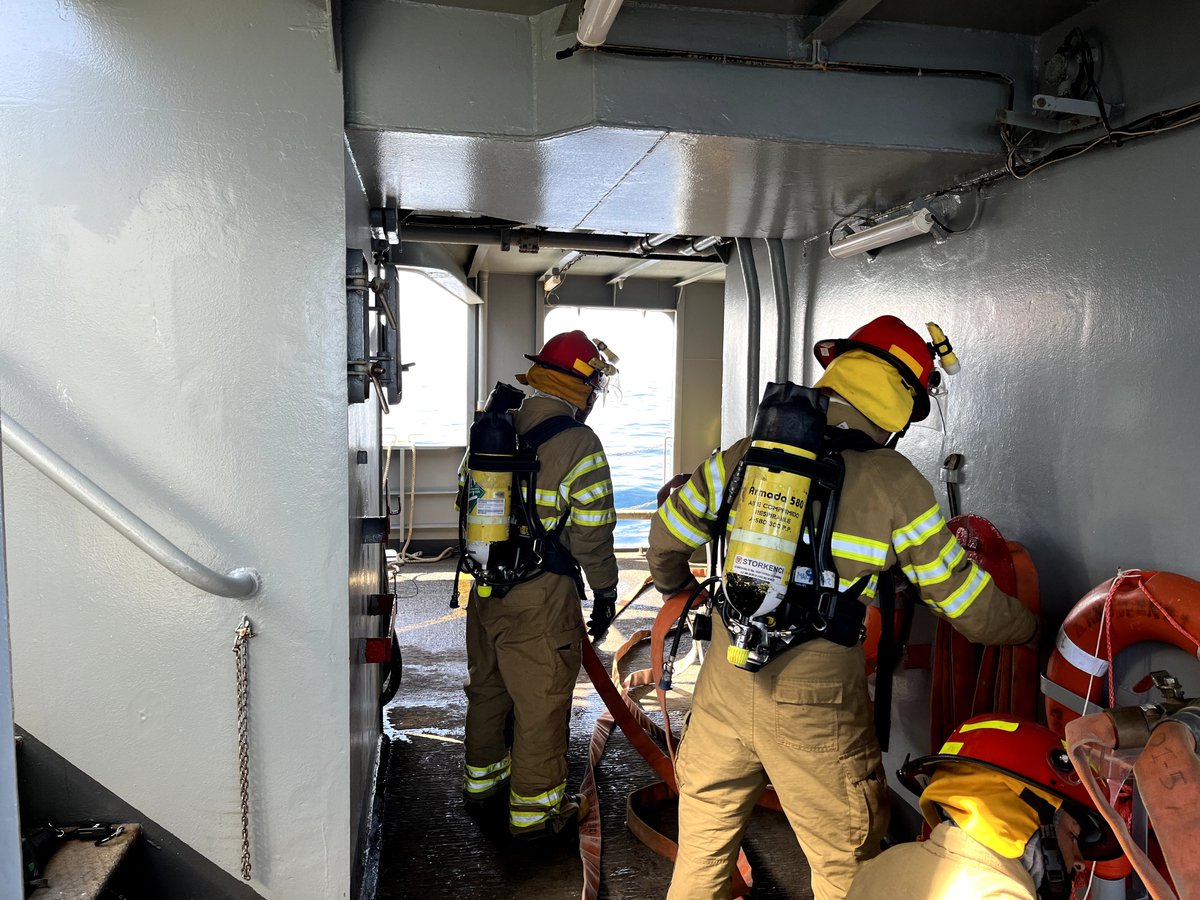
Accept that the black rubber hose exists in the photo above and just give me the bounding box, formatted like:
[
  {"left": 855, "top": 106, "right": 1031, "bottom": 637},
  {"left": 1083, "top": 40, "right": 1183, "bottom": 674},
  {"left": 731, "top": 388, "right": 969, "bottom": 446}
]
[{"left": 660, "top": 576, "right": 722, "bottom": 690}]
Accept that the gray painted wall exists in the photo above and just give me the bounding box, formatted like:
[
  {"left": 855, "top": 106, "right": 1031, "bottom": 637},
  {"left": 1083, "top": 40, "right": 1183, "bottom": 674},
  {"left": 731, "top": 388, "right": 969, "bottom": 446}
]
[
  {"left": 674, "top": 283, "right": 725, "bottom": 476},
  {"left": 344, "top": 0, "right": 1030, "bottom": 238},
  {"left": 484, "top": 274, "right": 542, "bottom": 390},
  {"left": 0, "top": 1, "right": 351, "bottom": 896},
  {"left": 719, "top": 0, "right": 1200, "bottom": 785}
]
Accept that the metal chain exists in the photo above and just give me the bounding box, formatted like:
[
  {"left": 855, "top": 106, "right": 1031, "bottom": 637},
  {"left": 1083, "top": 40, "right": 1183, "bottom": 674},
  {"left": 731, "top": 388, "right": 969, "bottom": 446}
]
[{"left": 232, "top": 615, "right": 255, "bottom": 881}]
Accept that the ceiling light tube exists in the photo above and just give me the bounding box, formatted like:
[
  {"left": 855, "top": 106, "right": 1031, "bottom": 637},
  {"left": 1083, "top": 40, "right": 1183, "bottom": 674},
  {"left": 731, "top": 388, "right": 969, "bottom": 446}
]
[
  {"left": 577, "top": 0, "right": 625, "bottom": 48},
  {"left": 828, "top": 209, "right": 934, "bottom": 259}
]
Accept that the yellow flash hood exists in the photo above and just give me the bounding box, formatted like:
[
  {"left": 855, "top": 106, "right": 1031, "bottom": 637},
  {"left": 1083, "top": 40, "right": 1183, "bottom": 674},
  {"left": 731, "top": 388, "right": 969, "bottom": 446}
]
[
  {"left": 814, "top": 350, "right": 916, "bottom": 433},
  {"left": 516, "top": 364, "right": 593, "bottom": 410},
  {"left": 919, "top": 762, "right": 1062, "bottom": 859}
]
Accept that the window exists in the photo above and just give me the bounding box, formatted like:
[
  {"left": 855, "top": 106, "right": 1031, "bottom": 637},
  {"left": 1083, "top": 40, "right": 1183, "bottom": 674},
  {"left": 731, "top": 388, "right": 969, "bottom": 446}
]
[
  {"left": 544, "top": 307, "right": 676, "bottom": 547},
  {"left": 382, "top": 270, "right": 470, "bottom": 447}
]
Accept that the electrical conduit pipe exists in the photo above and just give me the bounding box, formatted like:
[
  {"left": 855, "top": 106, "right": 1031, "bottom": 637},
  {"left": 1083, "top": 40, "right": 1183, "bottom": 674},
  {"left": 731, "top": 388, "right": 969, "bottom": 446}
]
[
  {"left": 765, "top": 239, "right": 791, "bottom": 382},
  {"left": 735, "top": 239, "right": 761, "bottom": 431}
]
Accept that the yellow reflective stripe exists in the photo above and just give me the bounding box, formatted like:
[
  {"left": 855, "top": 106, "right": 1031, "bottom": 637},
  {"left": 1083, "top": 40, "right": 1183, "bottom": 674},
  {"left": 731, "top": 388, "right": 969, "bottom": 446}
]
[
  {"left": 940, "top": 741, "right": 964, "bottom": 755},
  {"left": 959, "top": 719, "right": 1020, "bottom": 734},
  {"left": 934, "top": 563, "right": 991, "bottom": 618},
  {"left": 658, "top": 499, "right": 707, "bottom": 548},
  {"left": 511, "top": 782, "right": 565, "bottom": 807},
  {"left": 510, "top": 809, "right": 553, "bottom": 827},
  {"left": 464, "top": 755, "right": 511, "bottom": 793},
  {"left": 831, "top": 532, "right": 889, "bottom": 566},
  {"left": 563, "top": 453, "right": 607, "bottom": 490},
  {"left": 839, "top": 573, "right": 879, "bottom": 600},
  {"left": 701, "top": 454, "right": 725, "bottom": 508},
  {"left": 540, "top": 516, "right": 560, "bottom": 531},
  {"left": 678, "top": 481, "right": 712, "bottom": 520},
  {"left": 535, "top": 488, "right": 560, "bottom": 508},
  {"left": 893, "top": 504, "right": 945, "bottom": 553},
  {"left": 902, "top": 537, "right": 965, "bottom": 587},
  {"left": 571, "top": 508, "right": 616, "bottom": 526},
  {"left": 571, "top": 480, "right": 613, "bottom": 504},
  {"left": 464, "top": 771, "right": 509, "bottom": 793},
  {"left": 466, "top": 755, "right": 511, "bottom": 777}
]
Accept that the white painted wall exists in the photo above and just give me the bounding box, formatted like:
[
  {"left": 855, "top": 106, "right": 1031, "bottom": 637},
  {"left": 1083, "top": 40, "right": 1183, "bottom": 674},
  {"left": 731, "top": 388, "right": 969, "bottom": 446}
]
[{"left": 0, "top": 1, "right": 350, "bottom": 896}]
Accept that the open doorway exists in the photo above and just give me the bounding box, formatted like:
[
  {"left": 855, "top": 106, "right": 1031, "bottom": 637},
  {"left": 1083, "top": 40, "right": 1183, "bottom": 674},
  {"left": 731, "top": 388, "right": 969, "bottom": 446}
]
[{"left": 544, "top": 307, "right": 675, "bottom": 549}]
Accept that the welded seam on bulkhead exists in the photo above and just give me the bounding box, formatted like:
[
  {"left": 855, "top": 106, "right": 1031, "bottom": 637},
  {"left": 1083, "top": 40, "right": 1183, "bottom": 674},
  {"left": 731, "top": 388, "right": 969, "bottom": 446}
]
[{"left": 575, "top": 131, "right": 672, "bottom": 230}]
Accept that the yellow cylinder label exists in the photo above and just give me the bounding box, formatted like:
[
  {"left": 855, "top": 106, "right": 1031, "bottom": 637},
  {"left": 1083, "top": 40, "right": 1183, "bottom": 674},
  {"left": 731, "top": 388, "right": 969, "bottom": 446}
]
[
  {"left": 724, "top": 440, "right": 816, "bottom": 589},
  {"left": 466, "top": 469, "right": 511, "bottom": 543}
]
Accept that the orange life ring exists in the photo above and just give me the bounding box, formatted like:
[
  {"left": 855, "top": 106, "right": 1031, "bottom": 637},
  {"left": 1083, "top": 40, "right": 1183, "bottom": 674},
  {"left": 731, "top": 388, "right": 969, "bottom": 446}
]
[{"left": 1044, "top": 570, "right": 1200, "bottom": 737}]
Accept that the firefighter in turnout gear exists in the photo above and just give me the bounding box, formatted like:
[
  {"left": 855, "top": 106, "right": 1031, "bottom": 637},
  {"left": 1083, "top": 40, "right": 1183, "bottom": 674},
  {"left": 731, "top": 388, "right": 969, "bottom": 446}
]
[
  {"left": 461, "top": 330, "right": 620, "bottom": 839},
  {"left": 848, "top": 715, "right": 1120, "bottom": 900},
  {"left": 648, "top": 316, "right": 1037, "bottom": 899}
]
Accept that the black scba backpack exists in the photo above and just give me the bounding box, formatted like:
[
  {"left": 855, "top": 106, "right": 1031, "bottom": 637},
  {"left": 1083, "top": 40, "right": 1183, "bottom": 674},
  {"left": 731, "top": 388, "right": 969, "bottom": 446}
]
[
  {"left": 701, "top": 382, "right": 913, "bottom": 748},
  {"left": 455, "top": 383, "right": 584, "bottom": 600}
]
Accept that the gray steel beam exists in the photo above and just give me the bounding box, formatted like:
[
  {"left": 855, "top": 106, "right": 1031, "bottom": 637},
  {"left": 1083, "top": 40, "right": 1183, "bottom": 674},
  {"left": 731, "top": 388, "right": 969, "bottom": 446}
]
[
  {"left": 801, "top": 0, "right": 885, "bottom": 45},
  {"left": 466, "top": 245, "right": 489, "bottom": 279},
  {"left": 399, "top": 226, "right": 722, "bottom": 259},
  {"left": 607, "top": 258, "right": 661, "bottom": 285},
  {"left": 673, "top": 263, "right": 725, "bottom": 288}
]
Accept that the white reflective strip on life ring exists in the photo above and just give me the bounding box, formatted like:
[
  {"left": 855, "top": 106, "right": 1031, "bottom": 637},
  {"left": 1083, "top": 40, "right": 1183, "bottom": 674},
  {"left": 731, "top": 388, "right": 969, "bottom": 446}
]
[{"left": 1056, "top": 629, "right": 1109, "bottom": 677}]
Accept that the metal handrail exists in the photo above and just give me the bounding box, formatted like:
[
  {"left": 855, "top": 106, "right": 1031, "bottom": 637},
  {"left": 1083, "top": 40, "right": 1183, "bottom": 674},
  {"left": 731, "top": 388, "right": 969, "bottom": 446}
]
[{"left": 0, "top": 412, "right": 261, "bottom": 598}]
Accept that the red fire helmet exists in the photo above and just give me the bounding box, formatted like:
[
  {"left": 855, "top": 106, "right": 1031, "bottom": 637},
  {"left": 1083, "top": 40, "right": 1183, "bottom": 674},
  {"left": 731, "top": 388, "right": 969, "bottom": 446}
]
[
  {"left": 898, "top": 714, "right": 1121, "bottom": 861},
  {"left": 813, "top": 315, "right": 935, "bottom": 422},
  {"left": 526, "top": 330, "right": 606, "bottom": 386}
]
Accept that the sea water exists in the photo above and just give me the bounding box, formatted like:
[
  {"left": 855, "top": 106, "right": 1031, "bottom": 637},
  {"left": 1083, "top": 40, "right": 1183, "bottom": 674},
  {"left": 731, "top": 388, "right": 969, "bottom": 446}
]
[{"left": 546, "top": 307, "right": 676, "bottom": 549}]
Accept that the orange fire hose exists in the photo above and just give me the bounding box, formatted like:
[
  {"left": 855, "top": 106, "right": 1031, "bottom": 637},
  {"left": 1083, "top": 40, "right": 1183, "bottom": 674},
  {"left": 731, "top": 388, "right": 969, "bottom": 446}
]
[
  {"left": 578, "top": 579, "right": 774, "bottom": 899},
  {"left": 1064, "top": 712, "right": 1186, "bottom": 900}
]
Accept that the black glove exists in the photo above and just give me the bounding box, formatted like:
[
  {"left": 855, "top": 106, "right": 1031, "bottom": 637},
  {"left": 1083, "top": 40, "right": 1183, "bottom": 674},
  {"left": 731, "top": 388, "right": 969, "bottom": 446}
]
[{"left": 588, "top": 586, "right": 619, "bottom": 641}]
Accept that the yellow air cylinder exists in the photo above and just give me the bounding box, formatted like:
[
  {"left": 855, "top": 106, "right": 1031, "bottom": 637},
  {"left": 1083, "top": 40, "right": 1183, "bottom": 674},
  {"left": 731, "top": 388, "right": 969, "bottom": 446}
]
[
  {"left": 723, "top": 439, "right": 816, "bottom": 617},
  {"left": 465, "top": 465, "right": 511, "bottom": 582}
]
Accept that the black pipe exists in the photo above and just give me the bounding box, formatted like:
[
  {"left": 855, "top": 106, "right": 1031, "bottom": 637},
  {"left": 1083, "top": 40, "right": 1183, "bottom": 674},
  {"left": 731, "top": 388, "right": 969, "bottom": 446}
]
[
  {"left": 574, "top": 42, "right": 1016, "bottom": 111},
  {"left": 398, "top": 225, "right": 723, "bottom": 259},
  {"left": 735, "top": 238, "right": 761, "bottom": 431},
  {"left": 765, "top": 239, "right": 791, "bottom": 383}
]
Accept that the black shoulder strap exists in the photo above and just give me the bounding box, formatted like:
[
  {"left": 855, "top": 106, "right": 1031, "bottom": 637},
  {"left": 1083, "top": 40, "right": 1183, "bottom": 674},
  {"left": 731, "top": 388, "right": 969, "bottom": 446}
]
[
  {"left": 822, "top": 425, "right": 885, "bottom": 453},
  {"left": 521, "top": 415, "right": 584, "bottom": 451}
]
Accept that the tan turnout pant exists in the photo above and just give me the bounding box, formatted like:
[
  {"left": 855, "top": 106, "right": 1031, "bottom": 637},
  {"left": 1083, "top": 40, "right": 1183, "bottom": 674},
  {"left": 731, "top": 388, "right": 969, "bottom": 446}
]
[
  {"left": 667, "top": 623, "right": 889, "bottom": 900},
  {"left": 463, "top": 571, "right": 585, "bottom": 834}
]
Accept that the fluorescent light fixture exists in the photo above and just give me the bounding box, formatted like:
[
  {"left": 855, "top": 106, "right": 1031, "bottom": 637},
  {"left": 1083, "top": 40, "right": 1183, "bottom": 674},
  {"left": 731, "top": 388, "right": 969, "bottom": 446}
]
[
  {"left": 577, "top": 0, "right": 625, "bottom": 47},
  {"left": 828, "top": 209, "right": 935, "bottom": 260},
  {"left": 543, "top": 272, "right": 564, "bottom": 293}
]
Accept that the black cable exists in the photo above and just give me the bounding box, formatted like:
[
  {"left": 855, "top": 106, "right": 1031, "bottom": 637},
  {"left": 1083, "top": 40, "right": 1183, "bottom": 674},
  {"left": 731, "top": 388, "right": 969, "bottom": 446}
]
[
  {"left": 1067, "top": 29, "right": 1117, "bottom": 141},
  {"left": 569, "top": 42, "right": 1016, "bottom": 110}
]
